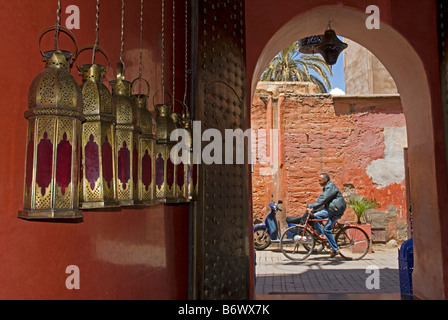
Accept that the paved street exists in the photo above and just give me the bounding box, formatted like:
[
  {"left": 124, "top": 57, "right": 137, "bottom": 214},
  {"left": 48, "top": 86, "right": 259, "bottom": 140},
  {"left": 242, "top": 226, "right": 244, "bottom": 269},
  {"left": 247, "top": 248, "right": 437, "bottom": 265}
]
[{"left": 255, "top": 244, "right": 402, "bottom": 299}]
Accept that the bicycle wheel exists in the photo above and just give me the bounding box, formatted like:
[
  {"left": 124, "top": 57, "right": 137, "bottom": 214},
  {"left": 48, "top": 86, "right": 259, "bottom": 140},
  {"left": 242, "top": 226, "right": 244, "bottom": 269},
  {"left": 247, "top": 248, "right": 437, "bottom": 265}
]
[
  {"left": 280, "top": 225, "right": 315, "bottom": 261},
  {"left": 254, "top": 228, "right": 271, "bottom": 250},
  {"left": 336, "top": 226, "right": 370, "bottom": 260}
]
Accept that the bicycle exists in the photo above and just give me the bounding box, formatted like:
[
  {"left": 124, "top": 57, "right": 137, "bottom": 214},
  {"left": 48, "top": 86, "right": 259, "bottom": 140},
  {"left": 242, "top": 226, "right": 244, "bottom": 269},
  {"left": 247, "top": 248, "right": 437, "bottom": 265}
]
[{"left": 279, "top": 213, "right": 370, "bottom": 261}]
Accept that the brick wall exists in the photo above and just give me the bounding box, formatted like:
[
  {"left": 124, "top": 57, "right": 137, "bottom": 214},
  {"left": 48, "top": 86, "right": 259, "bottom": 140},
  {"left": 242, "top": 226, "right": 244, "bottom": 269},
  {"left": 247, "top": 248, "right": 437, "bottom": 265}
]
[{"left": 251, "top": 82, "right": 408, "bottom": 241}]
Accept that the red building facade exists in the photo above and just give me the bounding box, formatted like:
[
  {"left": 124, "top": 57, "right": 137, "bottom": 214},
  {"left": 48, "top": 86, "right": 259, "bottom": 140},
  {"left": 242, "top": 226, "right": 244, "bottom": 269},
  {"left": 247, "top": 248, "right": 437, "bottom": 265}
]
[{"left": 252, "top": 86, "right": 408, "bottom": 242}]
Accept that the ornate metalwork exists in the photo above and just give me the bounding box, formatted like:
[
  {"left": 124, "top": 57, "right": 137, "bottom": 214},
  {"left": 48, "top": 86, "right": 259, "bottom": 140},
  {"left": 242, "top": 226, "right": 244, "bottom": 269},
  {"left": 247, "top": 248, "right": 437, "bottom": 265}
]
[
  {"left": 181, "top": 108, "right": 193, "bottom": 201},
  {"left": 298, "top": 28, "right": 347, "bottom": 65},
  {"left": 19, "top": 26, "right": 84, "bottom": 220},
  {"left": 154, "top": 103, "right": 177, "bottom": 203},
  {"left": 171, "top": 111, "right": 188, "bottom": 202},
  {"left": 78, "top": 46, "right": 119, "bottom": 209},
  {"left": 298, "top": 35, "right": 324, "bottom": 54},
  {"left": 313, "top": 28, "right": 348, "bottom": 65},
  {"left": 191, "top": 0, "right": 250, "bottom": 300},
  {"left": 111, "top": 62, "right": 141, "bottom": 206},
  {"left": 131, "top": 78, "right": 156, "bottom": 205}
]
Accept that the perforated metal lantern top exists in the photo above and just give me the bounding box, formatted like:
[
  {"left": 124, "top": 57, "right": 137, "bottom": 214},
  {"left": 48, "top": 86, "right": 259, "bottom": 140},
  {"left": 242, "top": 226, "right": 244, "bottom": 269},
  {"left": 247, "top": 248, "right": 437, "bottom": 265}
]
[
  {"left": 27, "top": 50, "right": 83, "bottom": 115},
  {"left": 131, "top": 78, "right": 153, "bottom": 137},
  {"left": 110, "top": 64, "right": 139, "bottom": 128},
  {"left": 79, "top": 64, "right": 114, "bottom": 117},
  {"left": 155, "top": 104, "right": 176, "bottom": 143}
]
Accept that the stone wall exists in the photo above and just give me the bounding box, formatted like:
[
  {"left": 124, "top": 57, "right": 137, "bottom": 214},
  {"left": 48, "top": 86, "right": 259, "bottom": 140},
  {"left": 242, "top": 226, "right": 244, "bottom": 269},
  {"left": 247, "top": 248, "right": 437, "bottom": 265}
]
[
  {"left": 251, "top": 82, "right": 409, "bottom": 241},
  {"left": 343, "top": 39, "right": 398, "bottom": 95}
]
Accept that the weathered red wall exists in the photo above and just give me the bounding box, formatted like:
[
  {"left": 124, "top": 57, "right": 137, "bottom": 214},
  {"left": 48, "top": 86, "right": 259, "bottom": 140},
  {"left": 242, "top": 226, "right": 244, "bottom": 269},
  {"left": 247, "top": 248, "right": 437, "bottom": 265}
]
[
  {"left": 252, "top": 89, "right": 407, "bottom": 240},
  {"left": 0, "top": 1, "right": 189, "bottom": 299}
]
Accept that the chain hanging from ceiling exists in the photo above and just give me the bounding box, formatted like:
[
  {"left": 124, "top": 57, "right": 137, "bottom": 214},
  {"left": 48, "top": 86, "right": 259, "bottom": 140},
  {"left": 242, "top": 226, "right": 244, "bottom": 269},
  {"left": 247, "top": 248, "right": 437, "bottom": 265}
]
[
  {"left": 154, "top": 0, "right": 177, "bottom": 203},
  {"left": 110, "top": 0, "right": 141, "bottom": 207},
  {"left": 180, "top": 0, "right": 195, "bottom": 202},
  {"left": 131, "top": 0, "right": 157, "bottom": 206}
]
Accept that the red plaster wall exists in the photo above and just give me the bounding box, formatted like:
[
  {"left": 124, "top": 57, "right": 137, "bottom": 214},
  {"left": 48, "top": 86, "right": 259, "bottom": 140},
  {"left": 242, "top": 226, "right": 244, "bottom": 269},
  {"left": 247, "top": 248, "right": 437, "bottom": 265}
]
[
  {"left": 252, "top": 91, "right": 407, "bottom": 239},
  {"left": 0, "top": 1, "right": 189, "bottom": 299}
]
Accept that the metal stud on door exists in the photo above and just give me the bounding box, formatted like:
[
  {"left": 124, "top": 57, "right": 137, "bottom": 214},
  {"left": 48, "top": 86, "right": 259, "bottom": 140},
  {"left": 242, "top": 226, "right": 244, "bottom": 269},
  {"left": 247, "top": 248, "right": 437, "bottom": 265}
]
[{"left": 191, "top": 0, "right": 250, "bottom": 300}]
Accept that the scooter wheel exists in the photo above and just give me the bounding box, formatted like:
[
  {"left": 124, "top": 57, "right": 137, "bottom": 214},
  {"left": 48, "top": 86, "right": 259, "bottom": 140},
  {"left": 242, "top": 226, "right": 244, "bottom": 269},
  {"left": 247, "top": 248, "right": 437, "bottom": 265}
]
[{"left": 254, "top": 228, "right": 271, "bottom": 250}]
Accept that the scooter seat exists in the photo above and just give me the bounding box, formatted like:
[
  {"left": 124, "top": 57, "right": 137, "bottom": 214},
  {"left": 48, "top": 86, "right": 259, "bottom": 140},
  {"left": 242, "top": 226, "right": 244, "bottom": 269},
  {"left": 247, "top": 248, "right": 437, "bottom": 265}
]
[{"left": 286, "top": 215, "right": 303, "bottom": 224}]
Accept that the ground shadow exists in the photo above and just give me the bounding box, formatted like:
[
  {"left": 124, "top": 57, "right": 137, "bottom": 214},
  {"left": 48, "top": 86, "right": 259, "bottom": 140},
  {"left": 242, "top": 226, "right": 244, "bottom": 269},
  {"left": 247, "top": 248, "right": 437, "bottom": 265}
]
[{"left": 255, "top": 268, "right": 400, "bottom": 295}]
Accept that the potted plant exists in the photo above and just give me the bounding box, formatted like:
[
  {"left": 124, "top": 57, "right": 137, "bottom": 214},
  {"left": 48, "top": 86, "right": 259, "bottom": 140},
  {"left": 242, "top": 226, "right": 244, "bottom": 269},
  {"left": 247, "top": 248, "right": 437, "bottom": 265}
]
[
  {"left": 347, "top": 196, "right": 380, "bottom": 224},
  {"left": 347, "top": 196, "right": 379, "bottom": 253}
]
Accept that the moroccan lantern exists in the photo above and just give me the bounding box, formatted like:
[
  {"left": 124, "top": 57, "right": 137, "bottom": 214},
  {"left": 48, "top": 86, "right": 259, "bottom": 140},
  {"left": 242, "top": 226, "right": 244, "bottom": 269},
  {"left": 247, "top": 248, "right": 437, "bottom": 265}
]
[
  {"left": 154, "top": 102, "right": 177, "bottom": 203},
  {"left": 298, "top": 27, "right": 348, "bottom": 66},
  {"left": 110, "top": 62, "right": 141, "bottom": 206},
  {"left": 181, "top": 107, "right": 193, "bottom": 201},
  {"left": 313, "top": 28, "right": 347, "bottom": 65},
  {"left": 131, "top": 78, "right": 155, "bottom": 205},
  {"left": 19, "top": 26, "right": 85, "bottom": 220},
  {"left": 78, "top": 46, "right": 119, "bottom": 209},
  {"left": 171, "top": 111, "right": 185, "bottom": 202}
]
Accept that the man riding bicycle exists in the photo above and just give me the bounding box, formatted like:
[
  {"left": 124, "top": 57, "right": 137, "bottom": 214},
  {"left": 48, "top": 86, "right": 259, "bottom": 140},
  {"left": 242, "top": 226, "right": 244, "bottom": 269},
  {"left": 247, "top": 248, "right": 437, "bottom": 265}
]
[{"left": 306, "top": 173, "right": 346, "bottom": 258}]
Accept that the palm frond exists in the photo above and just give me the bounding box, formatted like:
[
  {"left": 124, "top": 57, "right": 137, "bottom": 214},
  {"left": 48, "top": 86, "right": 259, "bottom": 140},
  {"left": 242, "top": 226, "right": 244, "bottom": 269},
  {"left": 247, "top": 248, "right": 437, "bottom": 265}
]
[{"left": 260, "top": 43, "right": 334, "bottom": 93}]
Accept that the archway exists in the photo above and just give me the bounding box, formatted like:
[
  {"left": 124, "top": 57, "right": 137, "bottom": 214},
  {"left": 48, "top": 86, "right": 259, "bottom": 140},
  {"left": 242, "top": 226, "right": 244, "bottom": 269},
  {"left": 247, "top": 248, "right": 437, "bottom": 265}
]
[{"left": 249, "top": 6, "right": 445, "bottom": 299}]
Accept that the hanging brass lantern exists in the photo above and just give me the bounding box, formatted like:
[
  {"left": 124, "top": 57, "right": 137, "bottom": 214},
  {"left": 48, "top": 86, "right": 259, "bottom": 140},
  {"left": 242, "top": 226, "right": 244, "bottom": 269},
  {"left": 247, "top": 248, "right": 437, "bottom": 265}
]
[
  {"left": 78, "top": 46, "right": 119, "bottom": 209},
  {"left": 110, "top": 62, "right": 141, "bottom": 206},
  {"left": 154, "top": 101, "right": 177, "bottom": 203},
  {"left": 19, "top": 26, "right": 85, "bottom": 220},
  {"left": 180, "top": 106, "right": 193, "bottom": 201},
  {"left": 314, "top": 28, "right": 347, "bottom": 65},
  {"left": 131, "top": 78, "right": 155, "bottom": 205},
  {"left": 298, "top": 27, "right": 348, "bottom": 66},
  {"left": 171, "top": 110, "right": 186, "bottom": 202}
]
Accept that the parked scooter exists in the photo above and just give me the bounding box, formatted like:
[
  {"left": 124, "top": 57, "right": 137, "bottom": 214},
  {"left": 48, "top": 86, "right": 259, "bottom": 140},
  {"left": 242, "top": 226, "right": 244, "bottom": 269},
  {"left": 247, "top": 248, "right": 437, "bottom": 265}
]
[
  {"left": 253, "top": 201, "right": 321, "bottom": 251},
  {"left": 253, "top": 199, "right": 283, "bottom": 250}
]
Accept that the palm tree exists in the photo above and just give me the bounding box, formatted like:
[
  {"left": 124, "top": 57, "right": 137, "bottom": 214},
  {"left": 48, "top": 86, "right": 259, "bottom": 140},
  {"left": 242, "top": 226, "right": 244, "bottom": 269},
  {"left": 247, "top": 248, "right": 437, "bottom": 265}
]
[{"left": 260, "top": 41, "right": 333, "bottom": 93}]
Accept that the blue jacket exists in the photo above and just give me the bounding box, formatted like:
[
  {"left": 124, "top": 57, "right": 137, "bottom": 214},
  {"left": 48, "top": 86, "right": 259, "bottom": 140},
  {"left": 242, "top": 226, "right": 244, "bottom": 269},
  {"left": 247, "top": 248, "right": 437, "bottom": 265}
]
[{"left": 308, "top": 181, "right": 346, "bottom": 217}]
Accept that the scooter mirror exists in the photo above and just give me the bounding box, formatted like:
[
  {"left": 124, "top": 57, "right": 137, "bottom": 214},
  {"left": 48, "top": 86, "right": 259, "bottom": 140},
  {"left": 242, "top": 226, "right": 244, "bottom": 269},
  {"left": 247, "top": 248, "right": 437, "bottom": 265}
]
[{"left": 278, "top": 200, "right": 283, "bottom": 204}]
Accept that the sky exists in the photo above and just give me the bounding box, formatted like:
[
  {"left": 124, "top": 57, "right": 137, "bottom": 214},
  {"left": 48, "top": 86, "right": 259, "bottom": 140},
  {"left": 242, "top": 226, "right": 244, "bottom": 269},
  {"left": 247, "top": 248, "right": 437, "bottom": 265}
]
[
  {"left": 309, "top": 36, "right": 346, "bottom": 94},
  {"left": 307, "top": 52, "right": 345, "bottom": 94},
  {"left": 328, "top": 52, "right": 346, "bottom": 93}
]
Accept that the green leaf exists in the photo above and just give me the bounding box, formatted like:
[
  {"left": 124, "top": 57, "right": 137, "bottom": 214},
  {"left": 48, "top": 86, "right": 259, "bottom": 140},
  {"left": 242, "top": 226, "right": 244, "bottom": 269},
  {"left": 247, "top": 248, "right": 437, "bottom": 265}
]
[{"left": 260, "top": 43, "right": 333, "bottom": 93}]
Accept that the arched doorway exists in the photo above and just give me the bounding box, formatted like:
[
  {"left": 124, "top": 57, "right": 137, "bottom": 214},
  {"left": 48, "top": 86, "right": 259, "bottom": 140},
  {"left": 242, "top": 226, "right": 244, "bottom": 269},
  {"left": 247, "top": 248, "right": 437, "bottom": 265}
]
[{"left": 248, "top": 5, "right": 446, "bottom": 299}]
